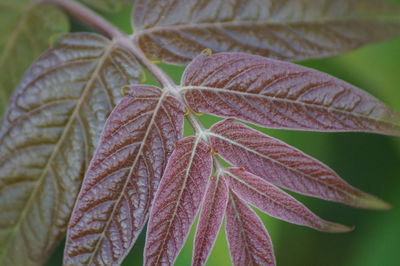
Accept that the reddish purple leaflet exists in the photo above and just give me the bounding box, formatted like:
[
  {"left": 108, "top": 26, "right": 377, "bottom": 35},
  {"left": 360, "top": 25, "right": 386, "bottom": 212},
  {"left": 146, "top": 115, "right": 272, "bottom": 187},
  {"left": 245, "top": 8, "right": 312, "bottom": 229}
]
[
  {"left": 193, "top": 174, "right": 229, "bottom": 266},
  {"left": 144, "top": 137, "right": 212, "bottom": 266},
  {"left": 226, "top": 191, "right": 276, "bottom": 266},
  {"left": 225, "top": 168, "right": 351, "bottom": 232},
  {"left": 182, "top": 52, "right": 400, "bottom": 136},
  {"left": 63, "top": 85, "right": 184, "bottom": 265},
  {"left": 209, "top": 119, "right": 389, "bottom": 209}
]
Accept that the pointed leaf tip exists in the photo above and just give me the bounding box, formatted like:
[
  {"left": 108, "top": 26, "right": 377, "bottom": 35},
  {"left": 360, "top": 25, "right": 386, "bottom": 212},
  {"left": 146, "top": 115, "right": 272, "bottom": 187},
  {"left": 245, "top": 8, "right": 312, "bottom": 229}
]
[
  {"left": 355, "top": 193, "right": 392, "bottom": 210},
  {"left": 324, "top": 223, "right": 354, "bottom": 234}
]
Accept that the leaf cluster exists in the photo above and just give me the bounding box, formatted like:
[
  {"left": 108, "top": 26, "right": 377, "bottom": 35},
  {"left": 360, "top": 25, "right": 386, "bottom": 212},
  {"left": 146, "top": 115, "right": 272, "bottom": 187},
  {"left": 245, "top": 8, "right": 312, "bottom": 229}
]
[{"left": 0, "top": 0, "right": 400, "bottom": 265}]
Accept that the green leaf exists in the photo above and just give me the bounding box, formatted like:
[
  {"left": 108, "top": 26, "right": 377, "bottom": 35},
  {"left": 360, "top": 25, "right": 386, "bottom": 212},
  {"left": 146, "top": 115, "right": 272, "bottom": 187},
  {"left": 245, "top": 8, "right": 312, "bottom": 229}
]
[
  {"left": 132, "top": 0, "right": 400, "bottom": 65},
  {"left": 0, "top": 0, "right": 69, "bottom": 116},
  {"left": 0, "top": 33, "right": 143, "bottom": 265},
  {"left": 79, "top": 0, "right": 132, "bottom": 12}
]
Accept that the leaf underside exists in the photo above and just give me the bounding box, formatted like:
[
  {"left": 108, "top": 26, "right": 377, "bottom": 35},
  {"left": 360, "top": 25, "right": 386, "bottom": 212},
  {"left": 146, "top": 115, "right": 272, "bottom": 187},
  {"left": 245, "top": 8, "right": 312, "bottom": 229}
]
[
  {"left": 0, "top": 33, "right": 142, "bottom": 265},
  {"left": 209, "top": 119, "right": 390, "bottom": 209},
  {"left": 144, "top": 137, "right": 213, "bottom": 266},
  {"left": 182, "top": 52, "right": 400, "bottom": 136},
  {"left": 64, "top": 85, "right": 184, "bottom": 266},
  {"left": 226, "top": 191, "right": 276, "bottom": 266},
  {"left": 225, "top": 168, "right": 352, "bottom": 232},
  {"left": 193, "top": 174, "right": 229, "bottom": 266},
  {"left": 132, "top": 0, "right": 400, "bottom": 65},
  {"left": 0, "top": 1, "right": 69, "bottom": 116}
]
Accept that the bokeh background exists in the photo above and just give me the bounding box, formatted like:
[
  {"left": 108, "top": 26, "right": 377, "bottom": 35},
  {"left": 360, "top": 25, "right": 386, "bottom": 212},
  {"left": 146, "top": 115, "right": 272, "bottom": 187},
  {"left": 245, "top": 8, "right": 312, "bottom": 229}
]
[{"left": 34, "top": 1, "right": 400, "bottom": 265}]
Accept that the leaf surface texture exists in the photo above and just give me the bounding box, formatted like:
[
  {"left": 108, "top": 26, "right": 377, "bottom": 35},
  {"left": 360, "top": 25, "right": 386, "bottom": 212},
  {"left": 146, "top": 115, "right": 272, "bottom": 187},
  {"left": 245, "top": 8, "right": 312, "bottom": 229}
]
[
  {"left": 226, "top": 191, "right": 275, "bottom": 266},
  {"left": 0, "top": 33, "right": 142, "bottom": 265},
  {"left": 133, "top": 0, "right": 400, "bottom": 64},
  {"left": 209, "top": 119, "right": 389, "bottom": 209},
  {"left": 225, "top": 168, "right": 351, "bottom": 232},
  {"left": 0, "top": 0, "right": 69, "bottom": 116},
  {"left": 64, "top": 85, "right": 184, "bottom": 265},
  {"left": 182, "top": 53, "right": 400, "bottom": 136},
  {"left": 144, "top": 137, "right": 212, "bottom": 266},
  {"left": 193, "top": 174, "right": 228, "bottom": 266}
]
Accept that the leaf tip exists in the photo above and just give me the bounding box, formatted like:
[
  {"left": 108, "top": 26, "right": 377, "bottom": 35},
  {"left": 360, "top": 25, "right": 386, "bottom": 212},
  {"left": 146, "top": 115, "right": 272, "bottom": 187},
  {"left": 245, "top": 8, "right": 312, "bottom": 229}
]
[
  {"left": 355, "top": 194, "right": 392, "bottom": 210},
  {"left": 324, "top": 223, "right": 354, "bottom": 233}
]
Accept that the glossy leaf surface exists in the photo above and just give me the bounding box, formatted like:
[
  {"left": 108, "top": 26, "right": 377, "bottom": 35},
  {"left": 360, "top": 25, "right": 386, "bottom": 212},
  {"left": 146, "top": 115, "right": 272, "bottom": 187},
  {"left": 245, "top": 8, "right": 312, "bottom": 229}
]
[
  {"left": 193, "top": 174, "right": 229, "bottom": 266},
  {"left": 226, "top": 168, "right": 351, "bottom": 232},
  {"left": 0, "top": 1, "right": 69, "bottom": 115},
  {"left": 226, "top": 191, "right": 275, "bottom": 266},
  {"left": 209, "top": 119, "right": 389, "bottom": 209},
  {"left": 145, "top": 137, "right": 212, "bottom": 266},
  {"left": 133, "top": 0, "right": 400, "bottom": 65},
  {"left": 182, "top": 52, "right": 400, "bottom": 136},
  {"left": 64, "top": 85, "right": 184, "bottom": 265},
  {"left": 0, "top": 33, "right": 142, "bottom": 265}
]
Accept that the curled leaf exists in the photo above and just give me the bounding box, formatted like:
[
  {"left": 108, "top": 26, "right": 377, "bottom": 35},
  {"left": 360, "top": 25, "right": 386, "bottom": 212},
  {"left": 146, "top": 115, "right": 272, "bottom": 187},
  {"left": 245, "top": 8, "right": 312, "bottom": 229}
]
[
  {"left": 133, "top": 0, "right": 400, "bottom": 64},
  {"left": 209, "top": 119, "right": 390, "bottom": 209},
  {"left": 182, "top": 52, "right": 400, "bottom": 136},
  {"left": 193, "top": 173, "right": 229, "bottom": 266},
  {"left": 64, "top": 85, "right": 184, "bottom": 265},
  {"left": 0, "top": 33, "right": 142, "bottom": 265},
  {"left": 225, "top": 168, "right": 352, "bottom": 233},
  {"left": 226, "top": 191, "right": 275, "bottom": 266},
  {"left": 145, "top": 137, "right": 213, "bottom": 266}
]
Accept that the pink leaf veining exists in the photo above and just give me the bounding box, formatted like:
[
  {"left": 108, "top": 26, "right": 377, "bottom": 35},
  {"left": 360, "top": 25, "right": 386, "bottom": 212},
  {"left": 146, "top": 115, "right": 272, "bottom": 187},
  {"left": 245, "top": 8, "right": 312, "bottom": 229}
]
[
  {"left": 193, "top": 174, "right": 229, "bottom": 266},
  {"left": 209, "top": 119, "right": 389, "bottom": 209},
  {"left": 182, "top": 52, "right": 400, "bottom": 136},
  {"left": 226, "top": 168, "right": 352, "bottom": 232},
  {"left": 64, "top": 85, "right": 184, "bottom": 265},
  {"left": 144, "top": 137, "right": 213, "bottom": 266},
  {"left": 226, "top": 191, "right": 275, "bottom": 266}
]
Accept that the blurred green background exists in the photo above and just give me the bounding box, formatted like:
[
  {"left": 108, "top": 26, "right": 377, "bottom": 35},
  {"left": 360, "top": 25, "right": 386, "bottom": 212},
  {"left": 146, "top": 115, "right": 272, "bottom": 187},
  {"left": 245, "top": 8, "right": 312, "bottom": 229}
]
[{"left": 32, "top": 1, "right": 400, "bottom": 265}]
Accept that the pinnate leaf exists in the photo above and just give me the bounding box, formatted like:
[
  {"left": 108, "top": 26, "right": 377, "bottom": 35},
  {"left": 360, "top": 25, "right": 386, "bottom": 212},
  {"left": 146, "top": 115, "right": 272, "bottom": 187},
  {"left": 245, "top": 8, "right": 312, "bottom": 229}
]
[
  {"left": 0, "top": 1, "right": 69, "bottom": 116},
  {"left": 182, "top": 52, "right": 400, "bottom": 136},
  {"left": 226, "top": 191, "right": 275, "bottom": 266},
  {"left": 225, "top": 168, "right": 352, "bottom": 232},
  {"left": 132, "top": 0, "right": 400, "bottom": 65},
  {"left": 145, "top": 137, "right": 212, "bottom": 266},
  {"left": 0, "top": 33, "right": 142, "bottom": 265},
  {"left": 64, "top": 85, "right": 184, "bottom": 265},
  {"left": 193, "top": 173, "right": 229, "bottom": 266},
  {"left": 209, "top": 119, "right": 390, "bottom": 209}
]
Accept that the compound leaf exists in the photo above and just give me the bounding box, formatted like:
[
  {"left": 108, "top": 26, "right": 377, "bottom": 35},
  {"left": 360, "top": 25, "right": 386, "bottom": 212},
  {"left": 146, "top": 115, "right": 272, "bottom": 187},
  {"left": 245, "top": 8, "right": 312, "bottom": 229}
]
[
  {"left": 182, "top": 52, "right": 400, "bottom": 136},
  {"left": 144, "top": 137, "right": 212, "bottom": 266},
  {"left": 209, "top": 119, "right": 390, "bottom": 209},
  {"left": 0, "top": 0, "right": 69, "bottom": 116},
  {"left": 226, "top": 191, "right": 275, "bottom": 266},
  {"left": 132, "top": 0, "right": 400, "bottom": 65},
  {"left": 0, "top": 33, "right": 142, "bottom": 265},
  {"left": 226, "top": 168, "right": 352, "bottom": 232},
  {"left": 193, "top": 173, "right": 229, "bottom": 266},
  {"left": 64, "top": 85, "right": 184, "bottom": 265}
]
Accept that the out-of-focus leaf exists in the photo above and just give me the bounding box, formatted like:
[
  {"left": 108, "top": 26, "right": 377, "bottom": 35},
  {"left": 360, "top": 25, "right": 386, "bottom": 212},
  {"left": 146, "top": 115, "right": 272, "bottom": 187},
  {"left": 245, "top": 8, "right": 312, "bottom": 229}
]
[
  {"left": 225, "top": 191, "right": 275, "bottom": 266},
  {"left": 193, "top": 173, "right": 228, "bottom": 266},
  {"left": 79, "top": 0, "right": 131, "bottom": 12},
  {"left": 182, "top": 52, "right": 400, "bottom": 136},
  {"left": 209, "top": 119, "right": 390, "bottom": 209},
  {"left": 144, "top": 137, "right": 212, "bottom": 266},
  {"left": 0, "top": 1, "right": 69, "bottom": 116},
  {"left": 0, "top": 33, "right": 142, "bottom": 266},
  {"left": 132, "top": 0, "right": 400, "bottom": 65},
  {"left": 64, "top": 85, "right": 184, "bottom": 265},
  {"left": 225, "top": 168, "right": 352, "bottom": 232}
]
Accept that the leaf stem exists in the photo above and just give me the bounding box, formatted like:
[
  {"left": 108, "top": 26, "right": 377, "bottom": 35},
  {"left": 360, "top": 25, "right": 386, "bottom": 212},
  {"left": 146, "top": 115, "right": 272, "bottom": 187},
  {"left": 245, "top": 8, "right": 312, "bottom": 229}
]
[{"left": 44, "top": 0, "right": 175, "bottom": 88}]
